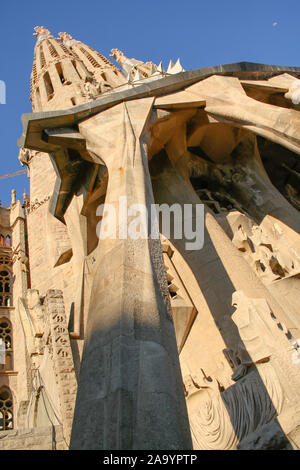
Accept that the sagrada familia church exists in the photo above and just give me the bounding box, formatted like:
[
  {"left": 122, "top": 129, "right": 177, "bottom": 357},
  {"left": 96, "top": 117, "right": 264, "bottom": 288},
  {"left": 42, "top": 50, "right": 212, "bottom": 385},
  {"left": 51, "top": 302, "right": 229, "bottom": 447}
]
[{"left": 0, "top": 25, "right": 300, "bottom": 450}]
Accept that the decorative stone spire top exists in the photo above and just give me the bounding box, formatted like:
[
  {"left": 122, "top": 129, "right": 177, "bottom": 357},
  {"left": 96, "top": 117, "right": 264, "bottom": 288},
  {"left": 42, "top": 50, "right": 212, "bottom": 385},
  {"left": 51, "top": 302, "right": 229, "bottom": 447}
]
[
  {"left": 166, "top": 58, "right": 185, "bottom": 74},
  {"left": 110, "top": 49, "right": 146, "bottom": 75},
  {"left": 33, "top": 26, "right": 52, "bottom": 44},
  {"left": 22, "top": 188, "right": 29, "bottom": 207},
  {"left": 11, "top": 189, "right": 16, "bottom": 206},
  {"left": 110, "top": 48, "right": 160, "bottom": 81},
  {"left": 58, "top": 32, "right": 77, "bottom": 47}
]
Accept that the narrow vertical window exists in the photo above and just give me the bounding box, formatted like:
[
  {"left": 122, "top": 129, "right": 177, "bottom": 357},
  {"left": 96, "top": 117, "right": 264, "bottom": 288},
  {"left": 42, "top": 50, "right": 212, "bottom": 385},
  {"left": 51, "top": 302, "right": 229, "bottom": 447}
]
[
  {"left": 71, "top": 60, "right": 82, "bottom": 79},
  {"left": 43, "top": 72, "right": 54, "bottom": 100},
  {"left": 55, "top": 62, "right": 65, "bottom": 84},
  {"left": 0, "top": 319, "right": 13, "bottom": 371},
  {"left": 0, "top": 269, "right": 11, "bottom": 307},
  {"left": 0, "top": 387, "right": 13, "bottom": 430},
  {"left": 35, "top": 87, "right": 42, "bottom": 111}
]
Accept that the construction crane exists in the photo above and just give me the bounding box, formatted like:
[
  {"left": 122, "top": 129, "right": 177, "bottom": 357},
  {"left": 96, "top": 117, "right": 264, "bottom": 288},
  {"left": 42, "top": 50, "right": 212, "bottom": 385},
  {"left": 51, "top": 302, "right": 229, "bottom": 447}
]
[
  {"left": 0, "top": 169, "right": 27, "bottom": 180},
  {"left": 0, "top": 169, "right": 28, "bottom": 208}
]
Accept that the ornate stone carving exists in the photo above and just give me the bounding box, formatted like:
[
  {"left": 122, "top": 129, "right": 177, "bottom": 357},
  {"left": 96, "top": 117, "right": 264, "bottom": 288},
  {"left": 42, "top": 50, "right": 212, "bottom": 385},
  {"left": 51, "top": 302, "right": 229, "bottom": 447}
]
[
  {"left": 18, "top": 147, "right": 38, "bottom": 167},
  {"left": 183, "top": 289, "right": 295, "bottom": 450},
  {"left": 58, "top": 32, "right": 77, "bottom": 47},
  {"left": 185, "top": 363, "right": 284, "bottom": 449},
  {"left": 184, "top": 374, "right": 237, "bottom": 450},
  {"left": 81, "top": 80, "right": 104, "bottom": 99},
  {"left": 27, "top": 196, "right": 51, "bottom": 214},
  {"left": 229, "top": 212, "right": 300, "bottom": 283},
  {"left": 33, "top": 26, "right": 51, "bottom": 43},
  {"left": 45, "top": 290, "right": 77, "bottom": 444},
  {"left": 231, "top": 291, "right": 274, "bottom": 364},
  {"left": 110, "top": 48, "right": 158, "bottom": 78}
]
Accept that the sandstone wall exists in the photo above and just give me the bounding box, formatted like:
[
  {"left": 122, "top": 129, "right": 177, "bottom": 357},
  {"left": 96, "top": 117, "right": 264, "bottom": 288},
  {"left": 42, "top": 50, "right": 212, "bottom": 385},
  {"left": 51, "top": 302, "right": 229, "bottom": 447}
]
[
  {"left": 0, "top": 425, "right": 66, "bottom": 450},
  {"left": 27, "top": 151, "right": 75, "bottom": 321}
]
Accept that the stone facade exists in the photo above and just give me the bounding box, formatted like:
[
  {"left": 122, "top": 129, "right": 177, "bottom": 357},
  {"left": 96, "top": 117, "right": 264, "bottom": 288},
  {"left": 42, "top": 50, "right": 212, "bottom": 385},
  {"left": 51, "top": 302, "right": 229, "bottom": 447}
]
[
  {"left": 1, "top": 26, "right": 300, "bottom": 449},
  {"left": 0, "top": 425, "right": 65, "bottom": 450}
]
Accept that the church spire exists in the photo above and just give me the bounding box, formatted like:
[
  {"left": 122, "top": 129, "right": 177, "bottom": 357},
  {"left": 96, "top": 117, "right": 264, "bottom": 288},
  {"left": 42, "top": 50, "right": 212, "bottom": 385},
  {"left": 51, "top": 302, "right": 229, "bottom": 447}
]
[
  {"left": 30, "top": 28, "right": 126, "bottom": 112},
  {"left": 31, "top": 27, "right": 101, "bottom": 111}
]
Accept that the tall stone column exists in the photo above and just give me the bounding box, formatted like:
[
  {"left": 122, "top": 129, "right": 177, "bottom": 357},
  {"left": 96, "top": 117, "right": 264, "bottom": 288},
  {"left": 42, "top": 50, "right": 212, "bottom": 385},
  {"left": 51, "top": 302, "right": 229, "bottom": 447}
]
[
  {"left": 70, "top": 99, "right": 192, "bottom": 450},
  {"left": 64, "top": 194, "right": 87, "bottom": 339},
  {"left": 10, "top": 200, "right": 29, "bottom": 301},
  {"left": 45, "top": 290, "right": 77, "bottom": 445}
]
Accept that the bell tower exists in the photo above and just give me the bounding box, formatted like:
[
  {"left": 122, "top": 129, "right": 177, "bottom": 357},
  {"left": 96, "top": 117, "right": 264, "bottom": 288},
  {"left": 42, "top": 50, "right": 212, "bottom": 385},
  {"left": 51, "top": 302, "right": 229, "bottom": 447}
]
[
  {"left": 22, "top": 27, "right": 130, "bottom": 336},
  {"left": 30, "top": 26, "right": 126, "bottom": 112}
]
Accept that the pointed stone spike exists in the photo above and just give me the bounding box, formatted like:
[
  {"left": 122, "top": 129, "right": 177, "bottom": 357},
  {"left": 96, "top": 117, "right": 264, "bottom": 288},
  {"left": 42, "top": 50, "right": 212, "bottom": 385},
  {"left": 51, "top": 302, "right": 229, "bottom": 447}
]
[
  {"left": 168, "top": 58, "right": 185, "bottom": 74},
  {"left": 156, "top": 61, "right": 164, "bottom": 73},
  {"left": 150, "top": 63, "right": 157, "bottom": 75},
  {"left": 126, "top": 70, "right": 133, "bottom": 83},
  {"left": 132, "top": 70, "right": 143, "bottom": 82},
  {"left": 175, "top": 58, "right": 185, "bottom": 72},
  {"left": 167, "top": 59, "right": 175, "bottom": 74}
]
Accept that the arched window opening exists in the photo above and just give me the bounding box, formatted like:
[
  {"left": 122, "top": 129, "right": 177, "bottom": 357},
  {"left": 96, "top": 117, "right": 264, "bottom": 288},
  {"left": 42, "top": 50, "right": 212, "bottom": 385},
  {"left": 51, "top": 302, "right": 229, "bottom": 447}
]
[
  {"left": 0, "top": 387, "right": 13, "bottom": 430},
  {"left": 0, "top": 270, "right": 11, "bottom": 307},
  {"left": 0, "top": 236, "right": 4, "bottom": 247},
  {"left": 71, "top": 60, "right": 82, "bottom": 79},
  {"left": 4, "top": 236, "right": 11, "bottom": 247},
  {"left": 70, "top": 49, "right": 81, "bottom": 61},
  {"left": 43, "top": 72, "right": 54, "bottom": 101},
  {"left": 35, "top": 87, "right": 42, "bottom": 111},
  {"left": 0, "top": 318, "right": 13, "bottom": 371},
  {"left": 55, "top": 62, "right": 66, "bottom": 84}
]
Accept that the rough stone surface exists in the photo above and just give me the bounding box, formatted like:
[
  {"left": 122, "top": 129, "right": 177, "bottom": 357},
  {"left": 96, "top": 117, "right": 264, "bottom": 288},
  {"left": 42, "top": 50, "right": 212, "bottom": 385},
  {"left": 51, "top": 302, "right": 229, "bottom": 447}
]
[{"left": 0, "top": 426, "right": 65, "bottom": 450}]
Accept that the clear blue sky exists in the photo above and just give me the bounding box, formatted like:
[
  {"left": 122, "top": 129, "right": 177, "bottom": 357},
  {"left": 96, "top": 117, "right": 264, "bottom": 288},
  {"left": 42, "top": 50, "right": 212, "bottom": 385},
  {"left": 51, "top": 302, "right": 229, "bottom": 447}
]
[{"left": 0, "top": 0, "right": 299, "bottom": 206}]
